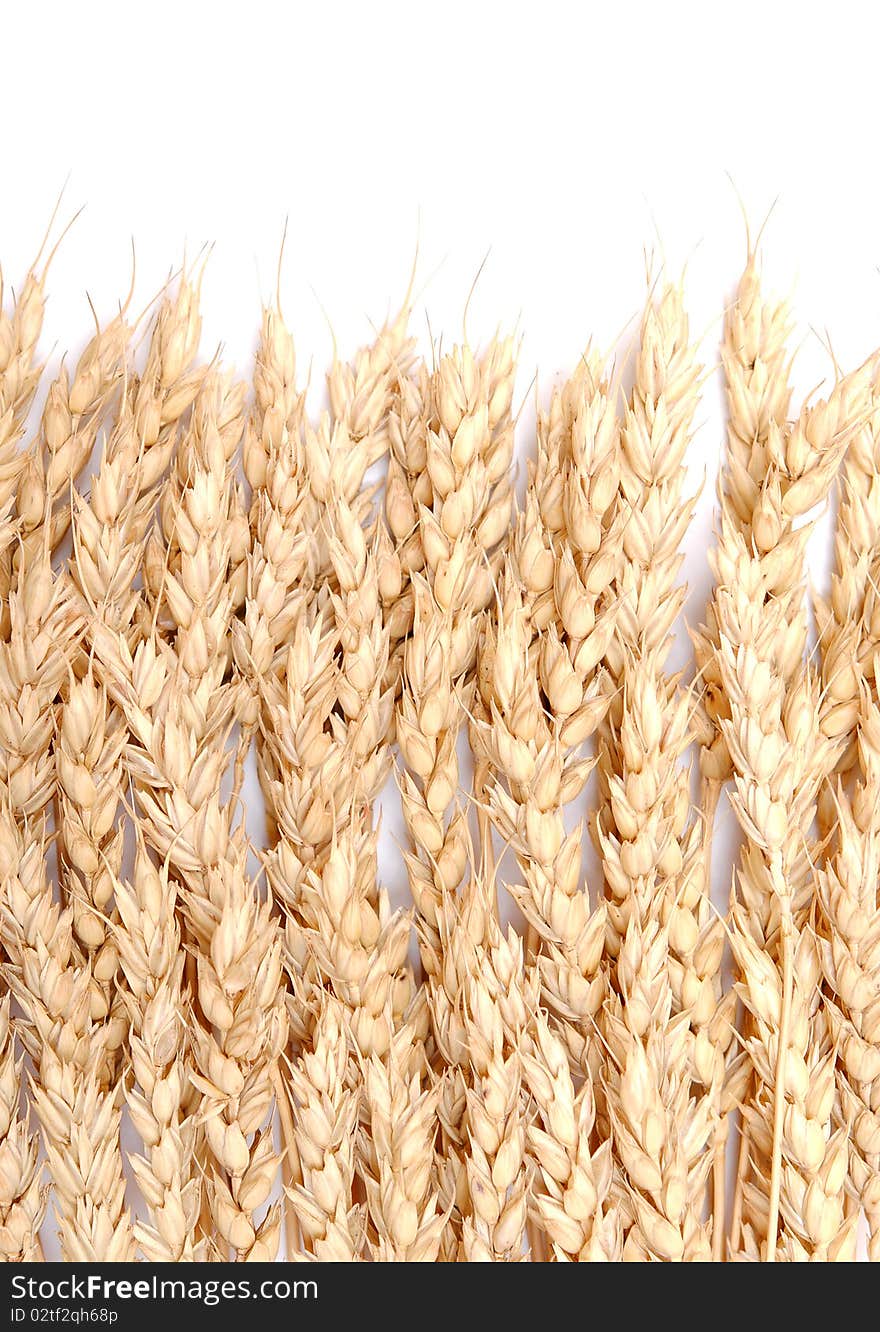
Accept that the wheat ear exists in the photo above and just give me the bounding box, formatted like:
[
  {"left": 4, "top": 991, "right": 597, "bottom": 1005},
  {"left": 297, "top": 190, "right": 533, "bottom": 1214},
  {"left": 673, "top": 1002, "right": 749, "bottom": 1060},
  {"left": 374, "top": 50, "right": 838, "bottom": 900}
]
[
  {"left": 248, "top": 308, "right": 418, "bottom": 1261},
  {"left": 360, "top": 1021, "right": 446, "bottom": 1261},
  {"left": 698, "top": 254, "right": 876, "bottom": 1252},
  {"left": 61, "top": 277, "right": 206, "bottom": 1007},
  {"left": 473, "top": 573, "right": 606, "bottom": 1065},
  {"left": 0, "top": 993, "right": 46, "bottom": 1261},
  {"left": 716, "top": 529, "right": 853, "bottom": 1260},
  {"left": 285, "top": 995, "right": 362, "bottom": 1259},
  {"left": 591, "top": 285, "right": 724, "bottom": 1259},
  {"left": 250, "top": 304, "right": 411, "bottom": 908},
  {"left": 96, "top": 373, "right": 287, "bottom": 1258},
  {"left": 397, "top": 337, "right": 516, "bottom": 968},
  {"left": 114, "top": 836, "right": 200, "bottom": 1260},
  {"left": 817, "top": 689, "right": 880, "bottom": 1257},
  {"left": 184, "top": 841, "right": 287, "bottom": 1260},
  {"left": 473, "top": 351, "right": 621, "bottom": 1073},
  {"left": 393, "top": 338, "right": 515, "bottom": 1252},
  {"left": 15, "top": 307, "right": 129, "bottom": 571},
  {"left": 0, "top": 433, "right": 90, "bottom": 1258},
  {"left": 383, "top": 361, "right": 431, "bottom": 693},
  {"left": 816, "top": 369, "right": 880, "bottom": 827},
  {"left": 1, "top": 813, "right": 133, "bottom": 1259},
  {"left": 693, "top": 251, "right": 794, "bottom": 790},
  {"left": 522, "top": 1007, "right": 620, "bottom": 1260},
  {"left": 0, "top": 249, "right": 51, "bottom": 590},
  {"left": 423, "top": 870, "right": 529, "bottom": 1260},
  {"left": 73, "top": 277, "right": 206, "bottom": 645},
  {"left": 298, "top": 817, "right": 417, "bottom": 1067}
]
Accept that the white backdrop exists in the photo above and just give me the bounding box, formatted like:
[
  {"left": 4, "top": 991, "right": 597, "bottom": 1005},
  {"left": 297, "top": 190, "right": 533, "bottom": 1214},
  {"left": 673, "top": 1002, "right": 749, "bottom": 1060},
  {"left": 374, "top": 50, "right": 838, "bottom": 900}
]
[{"left": 5, "top": 0, "right": 880, "bottom": 1258}]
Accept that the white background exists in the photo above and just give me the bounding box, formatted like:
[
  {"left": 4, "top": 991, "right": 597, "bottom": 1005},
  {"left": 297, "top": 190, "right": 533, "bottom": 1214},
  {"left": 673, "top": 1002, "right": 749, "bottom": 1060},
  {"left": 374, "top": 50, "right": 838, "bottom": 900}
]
[
  {"left": 6, "top": 0, "right": 880, "bottom": 1257},
  {"left": 7, "top": 0, "right": 880, "bottom": 622}
]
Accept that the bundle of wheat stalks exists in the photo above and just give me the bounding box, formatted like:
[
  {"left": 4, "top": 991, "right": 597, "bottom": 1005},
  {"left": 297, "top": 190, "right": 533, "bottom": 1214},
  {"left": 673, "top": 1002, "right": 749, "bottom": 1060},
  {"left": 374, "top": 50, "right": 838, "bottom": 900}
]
[{"left": 1, "top": 227, "right": 878, "bottom": 1267}]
